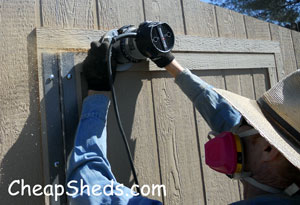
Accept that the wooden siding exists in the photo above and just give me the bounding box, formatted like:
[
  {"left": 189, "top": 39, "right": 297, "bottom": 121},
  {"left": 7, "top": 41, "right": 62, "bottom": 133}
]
[{"left": 0, "top": 1, "right": 299, "bottom": 205}]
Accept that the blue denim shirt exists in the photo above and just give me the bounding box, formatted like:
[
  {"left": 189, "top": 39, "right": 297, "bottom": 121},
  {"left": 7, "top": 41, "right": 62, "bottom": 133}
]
[{"left": 66, "top": 69, "right": 242, "bottom": 204}]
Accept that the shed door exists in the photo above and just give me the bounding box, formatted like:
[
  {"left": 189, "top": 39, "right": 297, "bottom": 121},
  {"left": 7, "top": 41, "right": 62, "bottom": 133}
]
[{"left": 37, "top": 28, "right": 281, "bottom": 204}]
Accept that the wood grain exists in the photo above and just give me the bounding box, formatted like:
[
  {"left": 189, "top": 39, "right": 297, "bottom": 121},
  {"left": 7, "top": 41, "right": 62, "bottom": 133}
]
[
  {"left": 97, "top": 0, "right": 144, "bottom": 30},
  {"left": 41, "top": 0, "right": 96, "bottom": 29},
  {"left": 291, "top": 31, "right": 300, "bottom": 69},
  {"left": 182, "top": 0, "right": 218, "bottom": 36},
  {"left": 152, "top": 73, "right": 205, "bottom": 204},
  {"left": 216, "top": 7, "right": 246, "bottom": 39},
  {"left": 36, "top": 28, "right": 281, "bottom": 54},
  {"left": 270, "top": 25, "right": 298, "bottom": 79},
  {"left": 143, "top": 0, "right": 185, "bottom": 34},
  {"left": 0, "top": 0, "right": 44, "bottom": 204},
  {"left": 244, "top": 16, "right": 271, "bottom": 40},
  {"left": 244, "top": 15, "right": 272, "bottom": 98},
  {"left": 106, "top": 71, "right": 162, "bottom": 201},
  {"left": 193, "top": 70, "right": 241, "bottom": 204}
]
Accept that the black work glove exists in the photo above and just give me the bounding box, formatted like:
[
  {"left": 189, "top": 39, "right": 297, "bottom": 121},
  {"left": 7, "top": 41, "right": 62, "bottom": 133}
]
[
  {"left": 150, "top": 52, "right": 175, "bottom": 68},
  {"left": 82, "top": 40, "right": 117, "bottom": 91}
]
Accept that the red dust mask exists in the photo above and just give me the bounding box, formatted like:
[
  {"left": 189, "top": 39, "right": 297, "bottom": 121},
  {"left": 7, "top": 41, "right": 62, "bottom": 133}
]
[{"left": 204, "top": 129, "right": 258, "bottom": 178}]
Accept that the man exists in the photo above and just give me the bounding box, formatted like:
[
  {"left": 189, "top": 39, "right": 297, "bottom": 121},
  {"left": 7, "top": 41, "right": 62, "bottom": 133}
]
[{"left": 66, "top": 39, "right": 300, "bottom": 204}]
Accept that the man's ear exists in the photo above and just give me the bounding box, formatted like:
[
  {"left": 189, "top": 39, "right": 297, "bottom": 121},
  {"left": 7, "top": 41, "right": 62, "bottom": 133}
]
[{"left": 262, "top": 142, "right": 280, "bottom": 162}]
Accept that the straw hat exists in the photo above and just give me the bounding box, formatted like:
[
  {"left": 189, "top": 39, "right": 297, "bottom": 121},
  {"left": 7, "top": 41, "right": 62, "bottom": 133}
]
[{"left": 213, "top": 70, "right": 300, "bottom": 169}]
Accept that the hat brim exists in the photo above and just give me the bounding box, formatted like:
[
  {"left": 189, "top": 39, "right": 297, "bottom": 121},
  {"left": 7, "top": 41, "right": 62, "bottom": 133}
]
[{"left": 214, "top": 88, "right": 300, "bottom": 169}]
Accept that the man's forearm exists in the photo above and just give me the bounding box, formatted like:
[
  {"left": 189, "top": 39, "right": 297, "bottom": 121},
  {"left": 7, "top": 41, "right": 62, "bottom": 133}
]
[
  {"left": 165, "top": 59, "right": 185, "bottom": 78},
  {"left": 164, "top": 59, "right": 242, "bottom": 133}
]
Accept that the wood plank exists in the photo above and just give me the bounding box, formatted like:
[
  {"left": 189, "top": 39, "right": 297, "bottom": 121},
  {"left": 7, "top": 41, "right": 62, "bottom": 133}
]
[
  {"left": 251, "top": 68, "right": 270, "bottom": 99},
  {"left": 291, "top": 30, "right": 300, "bottom": 69},
  {"left": 193, "top": 70, "right": 241, "bottom": 204},
  {"left": 172, "top": 53, "right": 275, "bottom": 70},
  {"left": 216, "top": 8, "right": 247, "bottom": 198},
  {"left": 244, "top": 16, "right": 271, "bottom": 40},
  {"left": 0, "top": 0, "right": 44, "bottom": 204},
  {"left": 41, "top": 0, "right": 96, "bottom": 29},
  {"left": 267, "top": 67, "right": 278, "bottom": 87},
  {"left": 182, "top": 0, "right": 218, "bottom": 36},
  {"left": 106, "top": 71, "right": 162, "bottom": 202},
  {"left": 174, "top": 36, "right": 280, "bottom": 53},
  {"left": 36, "top": 28, "right": 281, "bottom": 54},
  {"left": 244, "top": 16, "right": 273, "bottom": 98},
  {"left": 270, "top": 25, "right": 298, "bottom": 79},
  {"left": 152, "top": 73, "right": 205, "bottom": 204},
  {"left": 147, "top": 53, "right": 275, "bottom": 71},
  {"left": 143, "top": 0, "right": 185, "bottom": 34},
  {"left": 97, "top": 0, "right": 144, "bottom": 30},
  {"left": 216, "top": 7, "right": 247, "bottom": 39}
]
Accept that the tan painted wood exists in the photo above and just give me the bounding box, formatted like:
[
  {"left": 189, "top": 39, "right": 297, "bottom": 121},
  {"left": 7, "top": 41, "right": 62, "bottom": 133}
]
[
  {"left": 41, "top": 0, "right": 96, "bottom": 29},
  {"left": 143, "top": 4, "right": 205, "bottom": 204},
  {"left": 182, "top": 0, "right": 218, "bottom": 36},
  {"left": 270, "top": 25, "right": 298, "bottom": 79},
  {"left": 36, "top": 28, "right": 281, "bottom": 54},
  {"left": 0, "top": 0, "right": 44, "bottom": 204},
  {"left": 106, "top": 71, "right": 162, "bottom": 202},
  {"left": 216, "top": 7, "right": 246, "bottom": 39},
  {"left": 291, "top": 31, "right": 300, "bottom": 69},
  {"left": 244, "top": 15, "right": 273, "bottom": 98},
  {"left": 172, "top": 53, "right": 275, "bottom": 70},
  {"left": 152, "top": 73, "right": 205, "bottom": 204},
  {"left": 174, "top": 36, "right": 280, "bottom": 53},
  {"left": 193, "top": 70, "right": 241, "bottom": 204},
  {"left": 97, "top": 0, "right": 144, "bottom": 30},
  {"left": 244, "top": 16, "right": 271, "bottom": 40},
  {"left": 267, "top": 67, "right": 278, "bottom": 87},
  {"left": 216, "top": 7, "right": 247, "bottom": 199},
  {"left": 143, "top": 0, "right": 185, "bottom": 34}
]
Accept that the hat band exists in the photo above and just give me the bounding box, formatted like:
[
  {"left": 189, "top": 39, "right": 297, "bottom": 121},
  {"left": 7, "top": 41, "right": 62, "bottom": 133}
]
[{"left": 257, "top": 98, "right": 300, "bottom": 148}]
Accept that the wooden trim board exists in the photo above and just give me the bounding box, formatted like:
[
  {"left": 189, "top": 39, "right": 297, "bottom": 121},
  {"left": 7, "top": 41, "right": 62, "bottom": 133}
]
[
  {"left": 36, "top": 28, "right": 282, "bottom": 83},
  {"left": 36, "top": 28, "right": 281, "bottom": 53}
]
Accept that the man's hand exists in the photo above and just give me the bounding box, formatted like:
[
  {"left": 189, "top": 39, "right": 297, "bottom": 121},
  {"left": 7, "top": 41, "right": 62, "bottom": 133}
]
[
  {"left": 150, "top": 52, "right": 175, "bottom": 68},
  {"left": 83, "top": 41, "right": 117, "bottom": 91}
]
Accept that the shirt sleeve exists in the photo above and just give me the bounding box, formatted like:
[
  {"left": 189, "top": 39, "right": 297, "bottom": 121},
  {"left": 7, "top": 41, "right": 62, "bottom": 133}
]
[
  {"left": 174, "top": 69, "right": 242, "bottom": 133},
  {"left": 66, "top": 95, "right": 161, "bottom": 205}
]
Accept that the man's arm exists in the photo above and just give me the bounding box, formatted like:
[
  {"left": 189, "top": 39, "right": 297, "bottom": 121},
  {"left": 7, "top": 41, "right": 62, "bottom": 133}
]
[{"left": 164, "top": 59, "right": 242, "bottom": 133}]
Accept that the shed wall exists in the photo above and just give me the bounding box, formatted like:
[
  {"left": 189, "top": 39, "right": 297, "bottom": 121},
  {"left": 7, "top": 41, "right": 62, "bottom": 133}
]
[{"left": 0, "top": 0, "right": 299, "bottom": 204}]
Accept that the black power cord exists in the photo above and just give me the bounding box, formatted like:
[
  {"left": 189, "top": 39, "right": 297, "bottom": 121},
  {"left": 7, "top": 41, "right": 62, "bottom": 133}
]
[{"left": 106, "top": 33, "right": 141, "bottom": 194}]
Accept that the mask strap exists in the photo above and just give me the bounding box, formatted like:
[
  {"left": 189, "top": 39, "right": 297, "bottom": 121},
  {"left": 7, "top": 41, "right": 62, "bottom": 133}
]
[
  {"left": 243, "top": 177, "right": 282, "bottom": 194},
  {"left": 207, "top": 131, "right": 219, "bottom": 140},
  {"left": 238, "top": 128, "right": 259, "bottom": 138},
  {"left": 284, "top": 183, "right": 300, "bottom": 196}
]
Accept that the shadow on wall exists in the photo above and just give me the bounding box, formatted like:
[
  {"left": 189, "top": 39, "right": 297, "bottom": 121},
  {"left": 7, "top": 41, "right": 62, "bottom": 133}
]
[
  {"left": 0, "top": 28, "right": 143, "bottom": 203},
  {"left": 107, "top": 71, "right": 143, "bottom": 188},
  {"left": 0, "top": 31, "right": 44, "bottom": 204}
]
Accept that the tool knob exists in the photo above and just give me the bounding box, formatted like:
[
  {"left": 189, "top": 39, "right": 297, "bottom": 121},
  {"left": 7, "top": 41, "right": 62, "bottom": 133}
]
[{"left": 135, "top": 21, "right": 175, "bottom": 59}]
